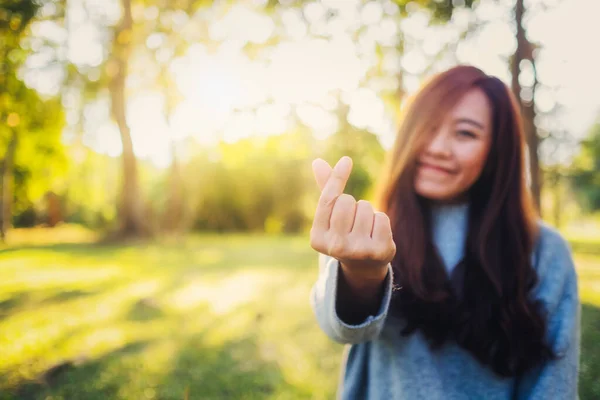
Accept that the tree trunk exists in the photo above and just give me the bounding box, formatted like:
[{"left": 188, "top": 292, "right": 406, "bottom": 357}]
[
  {"left": 109, "top": 0, "right": 147, "bottom": 237},
  {"left": 160, "top": 67, "right": 183, "bottom": 233},
  {"left": 163, "top": 139, "right": 183, "bottom": 232},
  {"left": 553, "top": 174, "right": 562, "bottom": 229},
  {"left": 0, "top": 131, "right": 18, "bottom": 241},
  {"left": 46, "top": 191, "right": 62, "bottom": 227},
  {"left": 511, "top": 0, "right": 542, "bottom": 214}
]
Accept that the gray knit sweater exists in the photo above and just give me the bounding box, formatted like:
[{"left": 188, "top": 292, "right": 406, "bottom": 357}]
[{"left": 310, "top": 203, "right": 580, "bottom": 399}]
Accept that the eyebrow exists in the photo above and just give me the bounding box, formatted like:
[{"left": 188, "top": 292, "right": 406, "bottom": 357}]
[{"left": 455, "top": 118, "right": 486, "bottom": 130}]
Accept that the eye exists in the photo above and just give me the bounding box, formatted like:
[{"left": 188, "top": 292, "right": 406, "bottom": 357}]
[{"left": 457, "top": 130, "right": 476, "bottom": 139}]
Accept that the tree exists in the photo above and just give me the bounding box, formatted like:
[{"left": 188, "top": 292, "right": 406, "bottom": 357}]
[
  {"left": 106, "top": 0, "right": 212, "bottom": 236},
  {"left": 145, "top": 2, "right": 200, "bottom": 233},
  {"left": 570, "top": 123, "right": 600, "bottom": 212},
  {"left": 511, "top": 0, "right": 542, "bottom": 213},
  {"left": 0, "top": 1, "right": 36, "bottom": 240},
  {"left": 0, "top": 0, "right": 65, "bottom": 239},
  {"left": 107, "top": 0, "right": 149, "bottom": 237}
]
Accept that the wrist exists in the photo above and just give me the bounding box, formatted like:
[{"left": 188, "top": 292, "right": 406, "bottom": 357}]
[{"left": 339, "top": 262, "right": 389, "bottom": 292}]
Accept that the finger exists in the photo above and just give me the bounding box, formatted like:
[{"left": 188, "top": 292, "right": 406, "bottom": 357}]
[
  {"left": 352, "top": 200, "right": 375, "bottom": 236},
  {"left": 313, "top": 156, "right": 353, "bottom": 231},
  {"left": 321, "top": 156, "right": 352, "bottom": 199},
  {"left": 372, "top": 211, "right": 393, "bottom": 242},
  {"left": 312, "top": 158, "right": 332, "bottom": 192},
  {"left": 330, "top": 194, "right": 356, "bottom": 234}
]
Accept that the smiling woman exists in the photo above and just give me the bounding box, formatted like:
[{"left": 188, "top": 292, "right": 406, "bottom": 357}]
[{"left": 309, "top": 65, "right": 580, "bottom": 400}]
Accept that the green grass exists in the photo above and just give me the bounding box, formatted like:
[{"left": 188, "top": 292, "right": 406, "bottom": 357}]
[{"left": 0, "top": 229, "right": 598, "bottom": 399}]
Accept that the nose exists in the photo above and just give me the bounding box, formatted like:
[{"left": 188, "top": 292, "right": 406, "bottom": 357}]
[{"left": 426, "top": 129, "right": 452, "bottom": 158}]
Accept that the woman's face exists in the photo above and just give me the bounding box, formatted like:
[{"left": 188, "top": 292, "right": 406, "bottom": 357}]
[{"left": 414, "top": 88, "right": 493, "bottom": 203}]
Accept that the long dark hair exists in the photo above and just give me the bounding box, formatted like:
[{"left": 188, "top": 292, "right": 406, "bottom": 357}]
[{"left": 374, "top": 65, "right": 554, "bottom": 377}]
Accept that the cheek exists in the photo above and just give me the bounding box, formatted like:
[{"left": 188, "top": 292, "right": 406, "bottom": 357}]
[{"left": 456, "top": 144, "right": 489, "bottom": 180}]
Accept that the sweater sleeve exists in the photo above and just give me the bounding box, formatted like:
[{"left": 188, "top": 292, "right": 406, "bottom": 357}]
[
  {"left": 515, "top": 225, "right": 581, "bottom": 400},
  {"left": 309, "top": 252, "right": 394, "bottom": 344}
]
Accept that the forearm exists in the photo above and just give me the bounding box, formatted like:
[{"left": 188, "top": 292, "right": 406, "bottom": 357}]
[{"left": 310, "top": 254, "right": 394, "bottom": 344}]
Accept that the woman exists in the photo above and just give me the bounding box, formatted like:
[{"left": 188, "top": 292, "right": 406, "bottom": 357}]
[{"left": 309, "top": 65, "right": 580, "bottom": 399}]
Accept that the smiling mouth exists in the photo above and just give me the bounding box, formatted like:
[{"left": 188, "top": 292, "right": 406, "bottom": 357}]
[{"left": 419, "top": 162, "right": 454, "bottom": 174}]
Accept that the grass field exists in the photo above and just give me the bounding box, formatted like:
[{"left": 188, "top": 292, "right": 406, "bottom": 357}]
[{"left": 0, "top": 228, "right": 598, "bottom": 399}]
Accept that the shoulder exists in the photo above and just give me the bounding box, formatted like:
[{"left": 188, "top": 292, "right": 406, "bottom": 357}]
[{"left": 531, "top": 220, "right": 578, "bottom": 311}]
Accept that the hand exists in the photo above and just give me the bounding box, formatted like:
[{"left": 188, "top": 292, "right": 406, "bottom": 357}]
[{"left": 309, "top": 156, "right": 396, "bottom": 285}]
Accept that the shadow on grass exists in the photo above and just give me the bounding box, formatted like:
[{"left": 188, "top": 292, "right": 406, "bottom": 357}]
[
  {"left": 0, "top": 242, "right": 115, "bottom": 256},
  {"left": 0, "top": 288, "right": 105, "bottom": 321},
  {"left": 126, "top": 298, "right": 166, "bottom": 321},
  {"left": 0, "top": 289, "right": 101, "bottom": 322},
  {"left": 0, "top": 292, "right": 31, "bottom": 320},
  {"left": 4, "top": 341, "right": 152, "bottom": 400},
  {"left": 6, "top": 330, "right": 290, "bottom": 400},
  {"left": 0, "top": 235, "right": 315, "bottom": 273},
  {"left": 580, "top": 303, "right": 600, "bottom": 400},
  {"left": 154, "top": 334, "right": 286, "bottom": 400},
  {"left": 44, "top": 288, "right": 102, "bottom": 303}
]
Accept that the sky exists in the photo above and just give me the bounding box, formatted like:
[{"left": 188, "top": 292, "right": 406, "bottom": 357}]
[{"left": 23, "top": 0, "right": 600, "bottom": 168}]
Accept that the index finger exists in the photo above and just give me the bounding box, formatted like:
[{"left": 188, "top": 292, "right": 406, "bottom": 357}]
[
  {"left": 312, "top": 158, "right": 332, "bottom": 191},
  {"left": 313, "top": 156, "right": 353, "bottom": 230}
]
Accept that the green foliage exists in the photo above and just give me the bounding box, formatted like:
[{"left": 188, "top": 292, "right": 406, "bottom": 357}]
[
  {"left": 0, "top": 68, "right": 67, "bottom": 226},
  {"left": 265, "top": 0, "right": 475, "bottom": 22},
  {"left": 0, "top": 0, "right": 68, "bottom": 228},
  {"left": 175, "top": 131, "right": 319, "bottom": 233},
  {"left": 392, "top": 0, "right": 475, "bottom": 21},
  {"left": 323, "top": 119, "right": 387, "bottom": 201},
  {"left": 0, "top": 0, "right": 39, "bottom": 35},
  {"left": 59, "top": 150, "right": 120, "bottom": 229},
  {"left": 144, "top": 127, "right": 386, "bottom": 234},
  {"left": 58, "top": 122, "right": 386, "bottom": 233},
  {"left": 570, "top": 124, "right": 600, "bottom": 212}
]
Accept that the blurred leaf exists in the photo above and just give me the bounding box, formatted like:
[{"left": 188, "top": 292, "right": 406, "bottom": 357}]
[
  {"left": 0, "top": 0, "right": 39, "bottom": 34},
  {"left": 570, "top": 123, "right": 600, "bottom": 211}
]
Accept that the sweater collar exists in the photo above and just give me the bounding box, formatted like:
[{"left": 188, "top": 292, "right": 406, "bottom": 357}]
[{"left": 430, "top": 201, "right": 470, "bottom": 228}]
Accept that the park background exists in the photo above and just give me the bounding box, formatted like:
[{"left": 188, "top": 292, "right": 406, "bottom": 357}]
[{"left": 1, "top": 0, "right": 599, "bottom": 398}]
